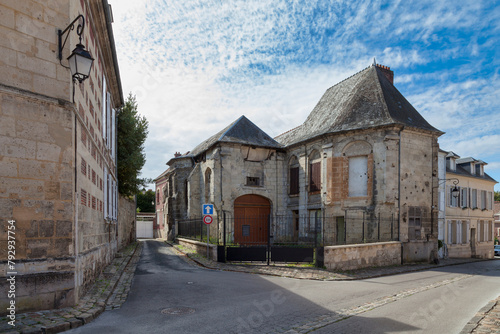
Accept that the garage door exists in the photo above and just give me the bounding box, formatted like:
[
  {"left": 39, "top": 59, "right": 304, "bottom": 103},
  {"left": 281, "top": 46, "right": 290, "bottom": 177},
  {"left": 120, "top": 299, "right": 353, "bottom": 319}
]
[{"left": 136, "top": 221, "right": 153, "bottom": 238}]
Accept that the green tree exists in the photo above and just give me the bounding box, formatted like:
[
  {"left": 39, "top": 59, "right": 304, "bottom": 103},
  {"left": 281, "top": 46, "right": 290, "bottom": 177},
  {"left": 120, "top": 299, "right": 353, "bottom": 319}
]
[
  {"left": 136, "top": 189, "right": 155, "bottom": 212},
  {"left": 495, "top": 191, "right": 500, "bottom": 202},
  {"left": 117, "top": 93, "right": 149, "bottom": 196}
]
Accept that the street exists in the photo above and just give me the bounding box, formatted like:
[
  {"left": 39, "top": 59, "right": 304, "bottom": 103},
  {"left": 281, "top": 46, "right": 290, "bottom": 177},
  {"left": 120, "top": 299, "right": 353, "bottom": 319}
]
[{"left": 65, "top": 240, "right": 500, "bottom": 333}]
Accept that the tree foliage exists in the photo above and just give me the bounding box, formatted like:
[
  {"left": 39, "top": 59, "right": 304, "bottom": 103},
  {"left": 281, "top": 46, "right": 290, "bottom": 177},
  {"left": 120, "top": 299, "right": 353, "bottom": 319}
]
[
  {"left": 136, "top": 189, "right": 155, "bottom": 212},
  {"left": 117, "top": 93, "right": 149, "bottom": 196},
  {"left": 495, "top": 191, "right": 500, "bottom": 202}
]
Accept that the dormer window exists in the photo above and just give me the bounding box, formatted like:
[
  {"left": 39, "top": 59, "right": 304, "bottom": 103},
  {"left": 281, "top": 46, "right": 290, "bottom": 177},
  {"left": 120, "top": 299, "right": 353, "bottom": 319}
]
[
  {"left": 471, "top": 163, "right": 475, "bottom": 175},
  {"left": 476, "top": 164, "right": 484, "bottom": 176},
  {"left": 446, "top": 157, "right": 456, "bottom": 172}
]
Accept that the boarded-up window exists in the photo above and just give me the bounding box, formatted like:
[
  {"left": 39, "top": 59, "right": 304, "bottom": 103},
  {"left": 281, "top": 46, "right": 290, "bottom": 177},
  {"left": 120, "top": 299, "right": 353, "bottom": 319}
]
[
  {"left": 348, "top": 156, "right": 368, "bottom": 197},
  {"left": 290, "top": 166, "right": 299, "bottom": 195},
  {"left": 309, "top": 162, "right": 321, "bottom": 192}
]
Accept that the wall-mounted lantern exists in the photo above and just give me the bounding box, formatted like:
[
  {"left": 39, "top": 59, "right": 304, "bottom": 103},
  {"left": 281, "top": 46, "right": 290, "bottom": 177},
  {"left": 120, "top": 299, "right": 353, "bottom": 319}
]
[{"left": 58, "top": 14, "right": 94, "bottom": 84}]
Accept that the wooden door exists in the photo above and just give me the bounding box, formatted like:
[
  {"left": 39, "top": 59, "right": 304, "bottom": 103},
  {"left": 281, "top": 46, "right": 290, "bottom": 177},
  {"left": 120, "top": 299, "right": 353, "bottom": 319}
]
[{"left": 234, "top": 195, "right": 270, "bottom": 245}]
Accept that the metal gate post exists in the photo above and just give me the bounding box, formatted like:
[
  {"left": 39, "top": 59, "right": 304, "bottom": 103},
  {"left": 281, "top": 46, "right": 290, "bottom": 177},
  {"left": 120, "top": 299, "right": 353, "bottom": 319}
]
[
  {"left": 378, "top": 213, "right": 381, "bottom": 241},
  {"left": 267, "top": 214, "right": 271, "bottom": 266}
]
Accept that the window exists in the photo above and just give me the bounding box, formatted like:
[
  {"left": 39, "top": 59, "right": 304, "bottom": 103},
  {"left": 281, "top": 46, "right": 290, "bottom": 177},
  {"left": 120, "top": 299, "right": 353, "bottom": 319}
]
[
  {"left": 480, "top": 190, "right": 487, "bottom": 210},
  {"left": 448, "top": 186, "right": 458, "bottom": 207},
  {"left": 289, "top": 156, "right": 299, "bottom": 195},
  {"left": 309, "top": 151, "right": 321, "bottom": 193},
  {"left": 156, "top": 190, "right": 160, "bottom": 205},
  {"left": 408, "top": 207, "right": 423, "bottom": 240},
  {"left": 460, "top": 187, "right": 468, "bottom": 208},
  {"left": 246, "top": 177, "right": 260, "bottom": 186},
  {"left": 471, "top": 189, "right": 477, "bottom": 208},
  {"left": 205, "top": 169, "right": 211, "bottom": 202},
  {"left": 348, "top": 156, "right": 368, "bottom": 197},
  {"left": 81, "top": 189, "right": 87, "bottom": 206},
  {"left": 81, "top": 158, "right": 87, "bottom": 176},
  {"left": 479, "top": 221, "right": 485, "bottom": 242}
]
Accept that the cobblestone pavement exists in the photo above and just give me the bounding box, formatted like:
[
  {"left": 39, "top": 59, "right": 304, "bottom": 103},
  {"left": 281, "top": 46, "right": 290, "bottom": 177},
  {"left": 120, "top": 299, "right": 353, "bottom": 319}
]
[
  {"left": 1, "top": 240, "right": 497, "bottom": 334},
  {"left": 461, "top": 295, "right": 500, "bottom": 334},
  {"left": 0, "top": 242, "right": 142, "bottom": 334}
]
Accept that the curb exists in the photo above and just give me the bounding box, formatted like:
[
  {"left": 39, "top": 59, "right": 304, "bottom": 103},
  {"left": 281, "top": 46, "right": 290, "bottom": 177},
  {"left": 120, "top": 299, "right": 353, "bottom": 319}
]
[{"left": 4, "top": 242, "right": 142, "bottom": 334}]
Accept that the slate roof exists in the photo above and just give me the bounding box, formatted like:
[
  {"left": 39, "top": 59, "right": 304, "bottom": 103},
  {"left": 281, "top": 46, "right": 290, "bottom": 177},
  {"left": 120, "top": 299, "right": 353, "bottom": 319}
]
[
  {"left": 447, "top": 164, "right": 497, "bottom": 183},
  {"left": 275, "top": 65, "right": 443, "bottom": 146},
  {"left": 190, "top": 115, "right": 282, "bottom": 157}
]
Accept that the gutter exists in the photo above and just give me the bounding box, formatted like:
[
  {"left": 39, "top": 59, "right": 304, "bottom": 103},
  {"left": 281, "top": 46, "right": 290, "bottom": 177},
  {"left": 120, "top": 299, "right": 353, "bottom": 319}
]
[{"left": 102, "top": 0, "right": 124, "bottom": 106}]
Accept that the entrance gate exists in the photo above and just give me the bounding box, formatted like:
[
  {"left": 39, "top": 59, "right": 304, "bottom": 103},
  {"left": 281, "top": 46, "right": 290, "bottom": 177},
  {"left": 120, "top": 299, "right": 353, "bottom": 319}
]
[{"left": 223, "top": 195, "right": 321, "bottom": 265}]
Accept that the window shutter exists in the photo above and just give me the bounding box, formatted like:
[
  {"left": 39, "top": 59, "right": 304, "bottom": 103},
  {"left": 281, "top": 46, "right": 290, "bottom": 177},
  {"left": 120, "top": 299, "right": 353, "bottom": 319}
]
[
  {"left": 309, "top": 162, "right": 321, "bottom": 192},
  {"left": 290, "top": 167, "right": 299, "bottom": 195}
]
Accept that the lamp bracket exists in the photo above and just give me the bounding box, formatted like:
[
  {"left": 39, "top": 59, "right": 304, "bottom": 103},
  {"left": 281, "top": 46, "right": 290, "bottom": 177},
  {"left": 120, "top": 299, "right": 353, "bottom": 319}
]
[{"left": 58, "top": 14, "right": 85, "bottom": 65}]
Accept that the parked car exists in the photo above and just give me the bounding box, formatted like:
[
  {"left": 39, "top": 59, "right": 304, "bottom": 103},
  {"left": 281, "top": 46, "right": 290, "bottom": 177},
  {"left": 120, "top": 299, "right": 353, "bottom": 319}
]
[{"left": 495, "top": 245, "right": 500, "bottom": 256}]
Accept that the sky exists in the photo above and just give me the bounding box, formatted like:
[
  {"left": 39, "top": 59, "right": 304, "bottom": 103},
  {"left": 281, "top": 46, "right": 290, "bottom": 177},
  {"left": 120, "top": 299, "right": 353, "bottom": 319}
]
[{"left": 109, "top": 0, "right": 500, "bottom": 191}]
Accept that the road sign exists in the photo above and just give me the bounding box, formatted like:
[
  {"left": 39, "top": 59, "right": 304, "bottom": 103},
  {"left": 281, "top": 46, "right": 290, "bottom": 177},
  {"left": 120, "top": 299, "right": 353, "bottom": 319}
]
[
  {"left": 202, "top": 204, "right": 214, "bottom": 215},
  {"left": 203, "top": 215, "right": 213, "bottom": 225}
]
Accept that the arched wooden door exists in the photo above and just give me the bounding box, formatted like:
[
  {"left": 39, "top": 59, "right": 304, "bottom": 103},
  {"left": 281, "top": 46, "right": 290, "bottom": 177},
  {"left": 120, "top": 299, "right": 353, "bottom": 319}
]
[{"left": 234, "top": 195, "right": 271, "bottom": 245}]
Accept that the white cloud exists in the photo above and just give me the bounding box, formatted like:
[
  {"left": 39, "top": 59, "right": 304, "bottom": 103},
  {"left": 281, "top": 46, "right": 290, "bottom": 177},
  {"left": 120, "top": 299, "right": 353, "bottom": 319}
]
[{"left": 109, "top": 0, "right": 500, "bottom": 190}]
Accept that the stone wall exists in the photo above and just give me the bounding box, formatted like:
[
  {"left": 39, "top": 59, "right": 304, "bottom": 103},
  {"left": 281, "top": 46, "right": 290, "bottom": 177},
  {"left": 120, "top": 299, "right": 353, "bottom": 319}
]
[
  {"left": 324, "top": 241, "right": 401, "bottom": 271},
  {"left": 177, "top": 237, "right": 217, "bottom": 261},
  {"left": 118, "top": 195, "right": 135, "bottom": 250}
]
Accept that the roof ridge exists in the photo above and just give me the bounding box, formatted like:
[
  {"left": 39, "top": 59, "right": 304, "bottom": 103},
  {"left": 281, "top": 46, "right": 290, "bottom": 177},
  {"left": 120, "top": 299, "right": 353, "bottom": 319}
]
[
  {"left": 325, "top": 65, "right": 372, "bottom": 92},
  {"left": 275, "top": 125, "right": 300, "bottom": 139},
  {"left": 218, "top": 115, "right": 245, "bottom": 141}
]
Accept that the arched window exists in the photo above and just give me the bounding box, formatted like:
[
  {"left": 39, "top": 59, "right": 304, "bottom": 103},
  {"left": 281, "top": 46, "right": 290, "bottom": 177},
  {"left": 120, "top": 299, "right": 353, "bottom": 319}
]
[
  {"left": 309, "top": 150, "right": 321, "bottom": 193},
  {"left": 289, "top": 156, "right": 299, "bottom": 195}
]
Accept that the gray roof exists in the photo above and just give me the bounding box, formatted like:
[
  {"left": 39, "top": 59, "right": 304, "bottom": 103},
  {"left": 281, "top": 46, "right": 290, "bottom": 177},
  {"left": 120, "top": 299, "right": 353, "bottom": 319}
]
[
  {"left": 447, "top": 165, "right": 497, "bottom": 183},
  {"left": 190, "top": 115, "right": 282, "bottom": 157},
  {"left": 275, "top": 65, "right": 443, "bottom": 146}
]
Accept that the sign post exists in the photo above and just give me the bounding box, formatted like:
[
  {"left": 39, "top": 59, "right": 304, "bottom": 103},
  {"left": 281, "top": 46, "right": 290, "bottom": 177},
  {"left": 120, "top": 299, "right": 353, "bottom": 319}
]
[{"left": 202, "top": 204, "right": 214, "bottom": 259}]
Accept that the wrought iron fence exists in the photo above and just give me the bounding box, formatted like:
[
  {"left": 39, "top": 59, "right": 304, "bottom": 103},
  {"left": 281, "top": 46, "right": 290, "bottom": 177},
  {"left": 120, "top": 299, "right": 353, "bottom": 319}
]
[{"left": 176, "top": 211, "right": 400, "bottom": 246}]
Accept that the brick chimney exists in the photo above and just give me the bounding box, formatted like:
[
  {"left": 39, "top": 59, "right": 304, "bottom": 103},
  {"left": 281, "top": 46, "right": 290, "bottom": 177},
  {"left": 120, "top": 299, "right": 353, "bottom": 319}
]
[
  {"left": 375, "top": 64, "right": 394, "bottom": 85},
  {"left": 174, "top": 152, "right": 181, "bottom": 157}
]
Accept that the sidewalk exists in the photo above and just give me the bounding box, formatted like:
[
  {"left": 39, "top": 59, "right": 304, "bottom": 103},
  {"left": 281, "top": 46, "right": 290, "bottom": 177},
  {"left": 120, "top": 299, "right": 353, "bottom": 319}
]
[
  {"left": 1, "top": 240, "right": 497, "bottom": 333},
  {"left": 0, "top": 242, "right": 142, "bottom": 334}
]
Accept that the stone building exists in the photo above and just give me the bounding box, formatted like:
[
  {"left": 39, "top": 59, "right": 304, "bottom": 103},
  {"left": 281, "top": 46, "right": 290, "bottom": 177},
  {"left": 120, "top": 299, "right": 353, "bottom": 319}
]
[
  {"left": 438, "top": 152, "right": 497, "bottom": 258},
  {"left": 0, "top": 0, "right": 125, "bottom": 313},
  {"left": 157, "top": 63, "right": 444, "bottom": 263}
]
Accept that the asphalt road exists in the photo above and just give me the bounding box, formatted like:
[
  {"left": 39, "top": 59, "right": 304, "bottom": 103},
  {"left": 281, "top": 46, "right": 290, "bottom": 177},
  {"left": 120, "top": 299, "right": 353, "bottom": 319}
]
[{"left": 65, "top": 240, "right": 500, "bottom": 333}]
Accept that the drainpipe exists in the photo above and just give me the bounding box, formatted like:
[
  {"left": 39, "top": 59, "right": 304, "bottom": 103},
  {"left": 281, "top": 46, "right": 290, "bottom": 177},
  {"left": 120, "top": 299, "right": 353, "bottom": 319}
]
[
  {"left": 73, "top": 113, "right": 80, "bottom": 304},
  {"left": 398, "top": 128, "right": 403, "bottom": 264},
  {"left": 219, "top": 145, "right": 223, "bottom": 210}
]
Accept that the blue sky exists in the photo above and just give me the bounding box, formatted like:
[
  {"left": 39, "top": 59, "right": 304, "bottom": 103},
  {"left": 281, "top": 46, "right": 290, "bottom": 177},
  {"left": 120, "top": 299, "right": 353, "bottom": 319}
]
[{"left": 109, "top": 0, "right": 500, "bottom": 191}]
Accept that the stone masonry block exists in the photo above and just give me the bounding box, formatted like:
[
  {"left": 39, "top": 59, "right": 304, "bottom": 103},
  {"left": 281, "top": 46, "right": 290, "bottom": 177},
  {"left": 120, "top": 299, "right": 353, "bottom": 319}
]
[
  {"left": 26, "top": 238, "right": 50, "bottom": 258},
  {"left": 0, "top": 5, "right": 15, "bottom": 29},
  {"left": 33, "top": 73, "right": 69, "bottom": 100},
  {"left": 15, "top": 11, "right": 56, "bottom": 44},
  {"left": 0, "top": 198, "right": 21, "bottom": 217},
  {"left": 17, "top": 52, "right": 56, "bottom": 79},
  {"left": 16, "top": 119, "right": 53, "bottom": 142},
  {"left": 19, "top": 159, "right": 57, "bottom": 181},
  {"left": 0, "top": 156, "right": 17, "bottom": 177},
  {"left": 55, "top": 220, "right": 72, "bottom": 237},
  {"left": 0, "top": 177, "right": 44, "bottom": 200},
  {"left": 0, "top": 135, "right": 36, "bottom": 159},
  {"left": 38, "top": 220, "right": 54, "bottom": 237},
  {"left": 0, "top": 44, "right": 17, "bottom": 67},
  {"left": 37, "top": 142, "right": 61, "bottom": 162},
  {"left": 0, "top": 115, "right": 16, "bottom": 137}
]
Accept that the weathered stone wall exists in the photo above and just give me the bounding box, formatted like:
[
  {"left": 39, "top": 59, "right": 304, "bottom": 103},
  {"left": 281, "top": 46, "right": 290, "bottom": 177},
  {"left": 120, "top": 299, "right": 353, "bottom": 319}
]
[
  {"left": 324, "top": 241, "right": 401, "bottom": 271},
  {"left": 177, "top": 237, "right": 217, "bottom": 261},
  {"left": 118, "top": 195, "right": 135, "bottom": 250},
  {"left": 0, "top": 0, "right": 123, "bottom": 313}
]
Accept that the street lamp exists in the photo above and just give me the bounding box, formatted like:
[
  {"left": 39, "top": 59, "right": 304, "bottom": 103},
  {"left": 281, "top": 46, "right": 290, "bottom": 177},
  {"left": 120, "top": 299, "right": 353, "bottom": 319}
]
[
  {"left": 58, "top": 15, "right": 94, "bottom": 84},
  {"left": 439, "top": 178, "right": 460, "bottom": 198}
]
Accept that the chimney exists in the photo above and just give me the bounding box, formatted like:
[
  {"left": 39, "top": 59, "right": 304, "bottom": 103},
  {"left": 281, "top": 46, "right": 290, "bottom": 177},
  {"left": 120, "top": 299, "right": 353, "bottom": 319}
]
[
  {"left": 375, "top": 64, "right": 394, "bottom": 85},
  {"left": 174, "top": 152, "right": 181, "bottom": 157}
]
